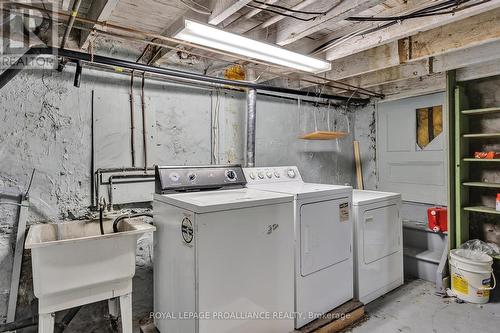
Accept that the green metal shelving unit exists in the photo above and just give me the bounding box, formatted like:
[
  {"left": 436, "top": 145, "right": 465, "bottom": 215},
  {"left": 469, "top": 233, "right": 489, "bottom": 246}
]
[{"left": 454, "top": 86, "right": 500, "bottom": 248}]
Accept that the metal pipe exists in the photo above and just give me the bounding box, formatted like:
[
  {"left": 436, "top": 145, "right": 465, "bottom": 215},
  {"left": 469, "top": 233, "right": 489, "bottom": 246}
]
[
  {"left": 61, "top": 0, "right": 82, "bottom": 49},
  {"left": 8, "top": 2, "right": 382, "bottom": 98},
  {"left": 141, "top": 73, "right": 148, "bottom": 170},
  {"left": 130, "top": 71, "right": 136, "bottom": 167},
  {"left": 28, "top": 48, "right": 369, "bottom": 105},
  {"left": 246, "top": 87, "right": 257, "bottom": 167}
]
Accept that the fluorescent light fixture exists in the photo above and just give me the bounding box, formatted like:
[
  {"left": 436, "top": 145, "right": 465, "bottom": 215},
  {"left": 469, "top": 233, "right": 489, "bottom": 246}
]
[{"left": 174, "top": 19, "right": 331, "bottom": 73}]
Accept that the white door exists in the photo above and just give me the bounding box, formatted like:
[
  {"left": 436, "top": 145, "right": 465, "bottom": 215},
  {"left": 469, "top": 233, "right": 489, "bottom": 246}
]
[
  {"left": 300, "top": 199, "right": 351, "bottom": 276},
  {"left": 363, "top": 204, "right": 400, "bottom": 264},
  {"left": 377, "top": 92, "right": 447, "bottom": 205}
]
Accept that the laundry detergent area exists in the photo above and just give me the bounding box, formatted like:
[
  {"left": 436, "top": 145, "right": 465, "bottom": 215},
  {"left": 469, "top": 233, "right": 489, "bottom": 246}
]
[{"left": 1, "top": 2, "right": 500, "bottom": 333}]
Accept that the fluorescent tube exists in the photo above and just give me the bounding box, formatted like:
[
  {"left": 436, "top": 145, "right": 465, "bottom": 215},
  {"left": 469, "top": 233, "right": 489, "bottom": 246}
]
[{"left": 174, "top": 19, "right": 331, "bottom": 73}]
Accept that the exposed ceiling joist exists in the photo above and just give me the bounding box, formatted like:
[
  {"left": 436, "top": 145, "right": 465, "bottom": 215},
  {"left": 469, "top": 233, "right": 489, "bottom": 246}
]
[
  {"left": 325, "top": 0, "right": 500, "bottom": 60},
  {"left": 80, "top": 0, "right": 120, "bottom": 49},
  {"left": 398, "top": 7, "right": 500, "bottom": 62},
  {"left": 259, "top": 0, "right": 321, "bottom": 29},
  {"left": 340, "top": 39, "right": 500, "bottom": 88},
  {"left": 457, "top": 58, "right": 500, "bottom": 81},
  {"left": 276, "top": 0, "right": 386, "bottom": 46},
  {"left": 209, "top": 0, "right": 253, "bottom": 25},
  {"left": 244, "top": 0, "right": 279, "bottom": 19}
]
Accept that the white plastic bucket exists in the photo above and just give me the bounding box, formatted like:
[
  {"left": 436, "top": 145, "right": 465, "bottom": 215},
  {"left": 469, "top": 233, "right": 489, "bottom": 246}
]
[{"left": 449, "top": 249, "right": 496, "bottom": 304}]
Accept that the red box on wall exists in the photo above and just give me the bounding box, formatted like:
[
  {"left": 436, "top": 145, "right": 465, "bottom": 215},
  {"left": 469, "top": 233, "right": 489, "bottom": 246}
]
[{"left": 427, "top": 207, "right": 447, "bottom": 232}]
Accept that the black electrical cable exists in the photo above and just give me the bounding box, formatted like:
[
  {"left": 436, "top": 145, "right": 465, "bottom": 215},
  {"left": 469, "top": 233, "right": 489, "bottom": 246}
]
[
  {"left": 99, "top": 205, "right": 105, "bottom": 235},
  {"left": 113, "top": 213, "right": 153, "bottom": 233},
  {"left": 246, "top": 4, "right": 317, "bottom": 21},
  {"left": 252, "top": 0, "right": 326, "bottom": 15},
  {"left": 249, "top": 0, "right": 476, "bottom": 23},
  {"left": 24, "top": 169, "right": 35, "bottom": 199}
]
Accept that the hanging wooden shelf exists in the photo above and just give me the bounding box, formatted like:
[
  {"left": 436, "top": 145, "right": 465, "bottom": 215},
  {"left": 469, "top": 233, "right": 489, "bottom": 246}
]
[{"left": 299, "top": 131, "right": 348, "bottom": 140}]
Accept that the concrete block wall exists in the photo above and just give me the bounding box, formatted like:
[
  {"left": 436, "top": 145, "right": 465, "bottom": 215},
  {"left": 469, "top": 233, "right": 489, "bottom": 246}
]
[{"left": 0, "top": 66, "right": 358, "bottom": 331}]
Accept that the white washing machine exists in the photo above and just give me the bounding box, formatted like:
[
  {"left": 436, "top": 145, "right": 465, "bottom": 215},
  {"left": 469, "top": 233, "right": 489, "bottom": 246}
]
[
  {"left": 243, "top": 166, "right": 353, "bottom": 328},
  {"left": 153, "top": 165, "right": 295, "bottom": 333},
  {"left": 352, "top": 190, "right": 403, "bottom": 304}
]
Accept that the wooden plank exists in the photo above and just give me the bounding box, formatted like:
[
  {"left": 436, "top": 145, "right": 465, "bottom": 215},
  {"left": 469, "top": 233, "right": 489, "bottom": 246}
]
[
  {"left": 463, "top": 133, "right": 500, "bottom": 138},
  {"left": 297, "top": 300, "right": 364, "bottom": 333},
  {"left": 400, "top": 8, "right": 500, "bottom": 62},
  {"left": 463, "top": 182, "right": 500, "bottom": 189},
  {"left": 315, "top": 307, "right": 365, "bottom": 333},
  {"left": 462, "top": 106, "right": 500, "bottom": 115},
  {"left": 244, "top": 0, "right": 279, "bottom": 19},
  {"left": 208, "top": 0, "right": 252, "bottom": 25},
  {"left": 464, "top": 206, "right": 500, "bottom": 215},
  {"left": 276, "top": 0, "right": 385, "bottom": 46},
  {"left": 80, "top": 0, "right": 120, "bottom": 49},
  {"left": 325, "top": 0, "right": 500, "bottom": 61},
  {"left": 457, "top": 58, "right": 500, "bottom": 82},
  {"left": 463, "top": 158, "right": 500, "bottom": 162},
  {"left": 260, "top": 0, "right": 322, "bottom": 29},
  {"left": 353, "top": 141, "right": 364, "bottom": 190},
  {"left": 317, "top": 40, "right": 500, "bottom": 91},
  {"left": 454, "top": 86, "right": 470, "bottom": 249},
  {"left": 446, "top": 70, "right": 456, "bottom": 250},
  {"left": 369, "top": 73, "right": 446, "bottom": 101},
  {"left": 6, "top": 199, "right": 29, "bottom": 323},
  {"left": 320, "top": 38, "right": 500, "bottom": 86}
]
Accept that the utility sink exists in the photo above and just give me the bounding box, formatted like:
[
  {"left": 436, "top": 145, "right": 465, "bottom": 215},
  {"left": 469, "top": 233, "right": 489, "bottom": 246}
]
[{"left": 25, "top": 217, "right": 155, "bottom": 319}]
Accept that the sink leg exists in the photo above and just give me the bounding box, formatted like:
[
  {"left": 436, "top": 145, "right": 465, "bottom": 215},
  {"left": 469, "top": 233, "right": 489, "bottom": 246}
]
[
  {"left": 119, "top": 293, "right": 133, "bottom": 333},
  {"left": 38, "top": 312, "right": 55, "bottom": 333}
]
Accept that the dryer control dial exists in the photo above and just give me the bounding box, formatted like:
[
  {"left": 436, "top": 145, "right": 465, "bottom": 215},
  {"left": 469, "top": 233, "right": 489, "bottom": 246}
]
[{"left": 287, "top": 168, "right": 296, "bottom": 179}]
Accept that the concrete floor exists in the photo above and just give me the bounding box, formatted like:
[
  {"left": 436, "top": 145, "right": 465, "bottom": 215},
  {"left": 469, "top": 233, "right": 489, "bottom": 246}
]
[{"left": 351, "top": 279, "right": 500, "bottom": 333}]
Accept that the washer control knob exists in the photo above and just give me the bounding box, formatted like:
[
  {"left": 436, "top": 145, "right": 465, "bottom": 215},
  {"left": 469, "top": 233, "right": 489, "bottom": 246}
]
[
  {"left": 287, "top": 168, "right": 296, "bottom": 179},
  {"left": 249, "top": 172, "right": 256, "bottom": 180},
  {"left": 274, "top": 171, "right": 280, "bottom": 178},
  {"left": 188, "top": 173, "right": 196, "bottom": 182},
  {"left": 266, "top": 171, "right": 273, "bottom": 178},
  {"left": 169, "top": 172, "right": 180, "bottom": 182},
  {"left": 226, "top": 169, "right": 237, "bottom": 181},
  {"left": 258, "top": 171, "right": 265, "bottom": 179}
]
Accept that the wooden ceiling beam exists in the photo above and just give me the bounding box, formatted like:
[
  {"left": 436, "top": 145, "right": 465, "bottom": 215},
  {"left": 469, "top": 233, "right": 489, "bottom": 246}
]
[
  {"left": 325, "top": 0, "right": 500, "bottom": 61},
  {"left": 79, "top": 0, "right": 120, "bottom": 49},
  {"left": 208, "top": 0, "right": 253, "bottom": 25},
  {"left": 275, "top": 0, "right": 386, "bottom": 46}
]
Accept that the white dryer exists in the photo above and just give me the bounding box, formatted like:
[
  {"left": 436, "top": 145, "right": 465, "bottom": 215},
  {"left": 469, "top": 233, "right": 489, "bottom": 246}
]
[
  {"left": 153, "top": 165, "right": 295, "bottom": 333},
  {"left": 352, "top": 190, "right": 403, "bottom": 304},
  {"left": 243, "top": 166, "right": 353, "bottom": 328}
]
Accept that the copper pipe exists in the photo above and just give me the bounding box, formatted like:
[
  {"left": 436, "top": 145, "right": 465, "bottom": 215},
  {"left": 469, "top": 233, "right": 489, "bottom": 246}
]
[
  {"left": 130, "top": 70, "right": 136, "bottom": 167},
  {"left": 141, "top": 73, "right": 148, "bottom": 171},
  {"left": 61, "top": 0, "right": 82, "bottom": 48},
  {"left": 7, "top": 3, "right": 381, "bottom": 98}
]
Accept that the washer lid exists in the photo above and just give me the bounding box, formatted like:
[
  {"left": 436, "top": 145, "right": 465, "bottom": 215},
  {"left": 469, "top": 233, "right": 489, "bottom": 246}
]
[
  {"left": 154, "top": 188, "right": 293, "bottom": 213},
  {"left": 247, "top": 182, "right": 352, "bottom": 199},
  {"left": 353, "top": 190, "right": 401, "bottom": 206}
]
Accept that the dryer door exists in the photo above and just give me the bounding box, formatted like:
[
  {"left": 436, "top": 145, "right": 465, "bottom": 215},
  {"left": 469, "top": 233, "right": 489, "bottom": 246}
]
[
  {"left": 300, "top": 198, "right": 351, "bottom": 276},
  {"left": 363, "top": 204, "right": 400, "bottom": 264}
]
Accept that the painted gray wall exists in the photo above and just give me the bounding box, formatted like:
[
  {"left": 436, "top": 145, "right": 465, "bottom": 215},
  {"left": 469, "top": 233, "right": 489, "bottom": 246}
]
[{"left": 0, "top": 66, "right": 357, "bottom": 331}]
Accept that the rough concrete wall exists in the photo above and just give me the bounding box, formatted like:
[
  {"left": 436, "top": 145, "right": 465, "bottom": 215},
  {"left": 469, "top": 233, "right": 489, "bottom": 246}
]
[
  {"left": 0, "top": 66, "right": 359, "bottom": 332},
  {"left": 256, "top": 96, "right": 356, "bottom": 185}
]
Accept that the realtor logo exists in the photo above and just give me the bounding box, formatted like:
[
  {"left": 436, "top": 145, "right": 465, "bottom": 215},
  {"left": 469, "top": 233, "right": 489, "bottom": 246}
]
[{"left": 1, "top": 1, "right": 58, "bottom": 70}]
